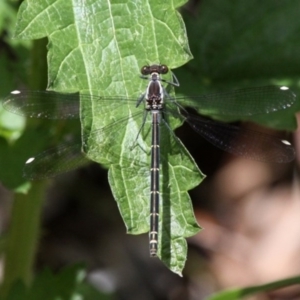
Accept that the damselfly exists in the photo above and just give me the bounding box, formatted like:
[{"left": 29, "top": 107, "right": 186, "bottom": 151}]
[{"left": 3, "top": 64, "right": 296, "bottom": 256}]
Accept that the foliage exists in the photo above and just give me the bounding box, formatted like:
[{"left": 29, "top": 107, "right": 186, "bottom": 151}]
[
  {"left": 2, "top": 265, "right": 111, "bottom": 300},
  {"left": 206, "top": 275, "right": 300, "bottom": 300}
]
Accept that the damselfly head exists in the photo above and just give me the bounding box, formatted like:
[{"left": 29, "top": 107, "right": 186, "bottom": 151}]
[{"left": 140, "top": 64, "right": 169, "bottom": 75}]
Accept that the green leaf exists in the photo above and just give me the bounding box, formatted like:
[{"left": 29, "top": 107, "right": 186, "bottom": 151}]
[
  {"left": 181, "top": 0, "right": 300, "bottom": 87},
  {"left": 0, "top": 104, "right": 25, "bottom": 141},
  {"left": 178, "top": 0, "right": 300, "bottom": 130},
  {"left": 0, "top": 119, "right": 74, "bottom": 192},
  {"left": 206, "top": 275, "right": 300, "bottom": 300},
  {"left": 13, "top": 0, "right": 202, "bottom": 274},
  {"left": 4, "top": 265, "right": 112, "bottom": 300},
  {"left": 0, "top": 0, "right": 32, "bottom": 96}
]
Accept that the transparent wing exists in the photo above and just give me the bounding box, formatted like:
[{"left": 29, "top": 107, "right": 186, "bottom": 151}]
[
  {"left": 183, "top": 113, "right": 295, "bottom": 163},
  {"left": 24, "top": 143, "right": 90, "bottom": 180},
  {"left": 3, "top": 90, "right": 138, "bottom": 119},
  {"left": 175, "top": 86, "right": 296, "bottom": 116},
  {"left": 23, "top": 110, "right": 147, "bottom": 179}
]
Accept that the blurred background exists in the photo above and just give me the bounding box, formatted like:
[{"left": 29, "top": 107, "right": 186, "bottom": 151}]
[{"left": 0, "top": 0, "right": 300, "bottom": 299}]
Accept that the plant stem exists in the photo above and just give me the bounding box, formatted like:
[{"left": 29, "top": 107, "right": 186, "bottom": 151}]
[{"left": 1, "top": 182, "right": 46, "bottom": 297}]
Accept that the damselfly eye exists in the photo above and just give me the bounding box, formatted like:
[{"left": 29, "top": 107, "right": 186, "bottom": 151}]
[
  {"left": 141, "top": 65, "right": 150, "bottom": 75},
  {"left": 160, "top": 65, "right": 169, "bottom": 74}
]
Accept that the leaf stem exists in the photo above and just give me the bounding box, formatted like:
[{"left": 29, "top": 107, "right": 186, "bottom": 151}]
[{"left": 0, "top": 182, "right": 46, "bottom": 297}]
